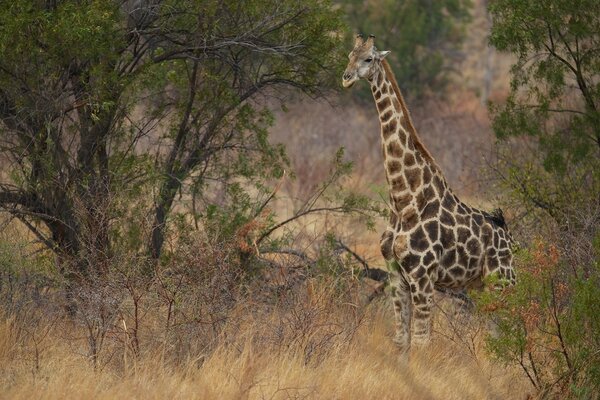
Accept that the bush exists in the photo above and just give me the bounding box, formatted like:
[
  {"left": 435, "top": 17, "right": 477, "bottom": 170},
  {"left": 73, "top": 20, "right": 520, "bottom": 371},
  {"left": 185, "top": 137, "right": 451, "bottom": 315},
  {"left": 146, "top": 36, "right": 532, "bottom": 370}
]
[{"left": 476, "top": 239, "right": 600, "bottom": 398}]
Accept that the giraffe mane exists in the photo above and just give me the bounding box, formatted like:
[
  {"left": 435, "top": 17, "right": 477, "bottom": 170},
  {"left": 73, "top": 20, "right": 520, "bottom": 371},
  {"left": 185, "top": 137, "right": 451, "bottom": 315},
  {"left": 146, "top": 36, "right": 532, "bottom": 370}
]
[{"left": 381, "top": 59, "right": 441, "bottom": 172}]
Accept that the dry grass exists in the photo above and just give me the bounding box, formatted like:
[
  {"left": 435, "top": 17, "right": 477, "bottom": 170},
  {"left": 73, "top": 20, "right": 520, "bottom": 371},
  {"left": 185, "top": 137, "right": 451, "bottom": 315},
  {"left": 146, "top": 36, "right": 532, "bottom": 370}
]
[{"left": 0, "top": 285, "right": 530, "bottom": 400}]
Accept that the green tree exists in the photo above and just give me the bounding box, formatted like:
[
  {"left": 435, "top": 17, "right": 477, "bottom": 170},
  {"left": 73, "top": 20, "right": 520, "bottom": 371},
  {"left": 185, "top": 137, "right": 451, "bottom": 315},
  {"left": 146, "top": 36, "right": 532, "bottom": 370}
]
[
  {"left": 342, "top": 0, "right": 472, "bottom": 100},
  {"left": 489, "top": 0, "right": 600, "bottom": 224},
  {"left": 483, "top": 2, "right": 600, "bottom": 397},
  {"left": 0, "top": 0, "right": 346, "bottom": 281}
]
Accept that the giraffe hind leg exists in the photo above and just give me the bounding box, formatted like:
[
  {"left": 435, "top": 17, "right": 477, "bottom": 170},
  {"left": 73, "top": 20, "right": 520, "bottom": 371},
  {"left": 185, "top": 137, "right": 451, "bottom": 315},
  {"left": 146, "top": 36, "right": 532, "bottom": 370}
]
[
  {"left": 410, "top": 273, "right": 434, "bottom": 347},
  {"left": 388, "top": 263, "right": 412, "bottom": 355}
]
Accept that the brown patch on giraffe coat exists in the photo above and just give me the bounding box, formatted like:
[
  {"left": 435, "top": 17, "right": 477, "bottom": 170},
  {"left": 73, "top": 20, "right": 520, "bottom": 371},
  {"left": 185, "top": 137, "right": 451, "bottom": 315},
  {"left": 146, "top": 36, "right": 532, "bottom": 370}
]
[
  {"left": 404, "top": 153, "right": 416, "bottom": 167},
  {"left": 393, "top": 234, "right": 408, "bottom": 259},
  {"left": 441, "top": 249, "right": 456, "bottom": 268},
  {"left": 457, "top": 246, "right": 469, "bottom": 266},
  {"left": 410, "top": 226, "right": 428, "bottom": 252},
  {"left": 440, "top": 225, "right": 455, "bottom": 247},
  {"left": 391, "top": 176, "right": 407, "bottom": 192},
  {"left": 456, "top": 214, "right": 469, "bottom": 226},
  {"left": 380, "top": 110, "right": 393, "bottom": 123},
  {"left": 422, "top": 166, "right": 432, "bottom": 185},
  {"left": 405, "top": 168, "right": 421, "bottom": 192},
  {"left": 387, "top": 160, "right": 402, "bottom": 175},
  {"left": 481, "top": 224, "right": 493, "bottom": 247},
  {"left": 423, "top": 251, "right": 435, "bottom": 265},
  {"left": 440, "top": 209, "right": 456, "bottom": 226},
  {"left": 413, "top": 266, "right": 426, "bottom": 279},
  {"left": 377, "top": 97, "right": 391, "bottom": 113},
  {"left": 382, "top": 120, "right": 396, "bottom": 139},
  {"left": 377, "top": 71, "right": 383, "bottom": 86},
  {"left": 421, "top": 200, "right": 439, "bottom": 220},
  {"left": 387, "top": 141, "right": 403, "bottom": 158},
  {"left": 422, "top": 185, "right": 435, "bottom": 200},
  {"left": 380, "top": 230, "right": 394, "bottom": 260},
  {"left": 442, "top": 192, "right": 457, "bottom": 211},
  {"left": 471, "top": 221, "right": 480, "bottom": 237},
  {"left": 396, "top": 128, "right": 407, "bottom": 143},
  {"left": 450, "top": 266, "right": 465, "bottom": 278},
  {"left": 487, "top": 256, "right": 499, "bottom": 270},
  {"left": 374, "top": 90, "right": 381, "bottom": 100},
  {"left": 401, "top": 207, "right": 419, "bottom": 231},
  {"left": 393, "top": 193, "right": 411, "bottom": 210},
  {"left": 401, "top": 253, "right": 421, "bottom": 272},
  {"left": 466, "top": 238, "right": 481, "bottom": 256},
  {"left": 415, "top": 191, "right": 427, "bottom": 211},
  {"left": 457, "top": 227, "right": 471, "bottom": 244},
  {"left": 381, "top": 60, "right": 441, "bottom": 173},
  {"left": 389, "top": 212, "right": 398, "bottom": 227},
  {"left": 424, "top": 220, "right": 439, "bottom": 242},
  {"left": 432, "top": 175, "right": 445, "bottom": 196}
]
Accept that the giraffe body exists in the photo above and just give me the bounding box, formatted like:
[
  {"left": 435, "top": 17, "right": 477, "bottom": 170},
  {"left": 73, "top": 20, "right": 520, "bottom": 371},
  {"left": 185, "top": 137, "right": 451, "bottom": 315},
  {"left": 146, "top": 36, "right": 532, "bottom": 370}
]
[{"left": 343, "top": 35, "right": 515, "bottom": 353}]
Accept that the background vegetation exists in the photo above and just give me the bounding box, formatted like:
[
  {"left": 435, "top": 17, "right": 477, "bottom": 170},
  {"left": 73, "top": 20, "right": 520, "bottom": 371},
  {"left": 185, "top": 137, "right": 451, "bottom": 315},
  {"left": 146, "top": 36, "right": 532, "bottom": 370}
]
[{"left": 0, "top": 0, "right": 598, "bottom": 399}]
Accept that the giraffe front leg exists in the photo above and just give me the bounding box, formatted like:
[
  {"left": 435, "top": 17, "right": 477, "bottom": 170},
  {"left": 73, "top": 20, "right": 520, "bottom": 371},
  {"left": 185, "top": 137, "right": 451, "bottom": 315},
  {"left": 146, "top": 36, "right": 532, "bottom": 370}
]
[
  {"left": 410, "top": 275, "right": 434, "bottom": 347},
  {"left": 389, "top": 269, "right": 412, "bottom": 355}
]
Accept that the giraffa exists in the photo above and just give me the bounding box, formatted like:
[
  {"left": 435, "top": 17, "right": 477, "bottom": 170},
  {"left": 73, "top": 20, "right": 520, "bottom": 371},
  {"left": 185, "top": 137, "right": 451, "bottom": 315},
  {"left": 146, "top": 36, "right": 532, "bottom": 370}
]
[{"left": 342, "top": 35, "right": 515, "bottom": 353}]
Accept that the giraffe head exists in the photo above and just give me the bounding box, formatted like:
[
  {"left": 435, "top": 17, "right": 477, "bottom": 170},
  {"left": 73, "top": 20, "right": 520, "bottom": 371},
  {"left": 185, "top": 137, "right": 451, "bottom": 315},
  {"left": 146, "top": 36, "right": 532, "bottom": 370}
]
[{"left": 342, "top": 34, "right": 390, "bottom": 88}]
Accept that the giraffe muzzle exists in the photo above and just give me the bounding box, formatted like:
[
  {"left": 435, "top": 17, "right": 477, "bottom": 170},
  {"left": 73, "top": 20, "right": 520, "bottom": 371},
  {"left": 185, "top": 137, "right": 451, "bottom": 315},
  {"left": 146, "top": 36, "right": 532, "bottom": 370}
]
[{"left": 342, "top": 73, "right": 357, "bottom": 88}]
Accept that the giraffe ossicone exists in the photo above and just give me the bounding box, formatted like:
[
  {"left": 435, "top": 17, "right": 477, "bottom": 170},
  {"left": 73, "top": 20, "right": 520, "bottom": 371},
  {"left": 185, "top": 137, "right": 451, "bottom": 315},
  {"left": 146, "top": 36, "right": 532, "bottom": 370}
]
[{"left": 343, "top": 35, "right": 516, "bottom": 354}]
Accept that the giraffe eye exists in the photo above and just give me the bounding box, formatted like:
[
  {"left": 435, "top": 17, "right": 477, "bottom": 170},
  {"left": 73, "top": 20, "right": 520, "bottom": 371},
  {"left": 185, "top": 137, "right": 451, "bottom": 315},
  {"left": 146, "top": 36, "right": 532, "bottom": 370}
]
[{"left": 365, "top": 58, "right": 373, "bottom": 63}]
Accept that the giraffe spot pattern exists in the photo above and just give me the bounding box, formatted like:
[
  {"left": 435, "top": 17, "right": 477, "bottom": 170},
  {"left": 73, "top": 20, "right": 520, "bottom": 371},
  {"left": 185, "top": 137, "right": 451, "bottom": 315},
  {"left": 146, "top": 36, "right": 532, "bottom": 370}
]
[
  {"left": 433, "top": 176, "right": 445, "bottom": 196},
  {"left": 380, "top": 110, "right": 393, "bottom": 123},
  {"left": 377, "top": 97, "right": 391, "bottom": 112},
  {"left": 421, "top": 200, "right": 439, "bottom": 220},
  {"left": 440, "top": 209, "right": 456, "bottom": 226},
  {"left": 402, "top": 207, "right": 419, "bottom": 231},
  {"left": 387, "top": 160, "right": 402, "bottom": 175},
  {"left": 393, "top": 234, "right": 408, "bottom": 260},
  {"left": 424, "top": 221, "right": 439, "bottom": 242},
  {"left": 366, "top": 60, "right": 517, "bottom": 351},
  {"left": 380, "top": 230, "right": 394, "bottom": 260},
  {"left": 402, "top": 253, "right": 421, "bottom": 272},
  {"left": 405, "top": 168, "right": 421, "bottom": 192},
  {"left": 391, "top": 176, "right": 407, "bottom": 192},
  {"left": 422, "top": 185, "right": 435, "bottom": 200},
  {"left": 416, "top": 191, "right": 427, "bottom": 211},
  {"left": 422, "top": 167, "right": 432, "bottom": 184},
  {"left": 442, "top": 192, "right": 456, "bottom": 211},
  {"left": 393, "top": 193, "right": 411, "bottom": 210},
  {"left": 423, "top": 251, "right": 435, "bottom": 265},
  {"left": 382, "top": 119, "right": 397, "bottom": 139},
  {"left": 387, "top": 140, "right": 403, "bottom": 158},
  {"left": 410, "top": 226, "right": 429, "bottom": 252}
]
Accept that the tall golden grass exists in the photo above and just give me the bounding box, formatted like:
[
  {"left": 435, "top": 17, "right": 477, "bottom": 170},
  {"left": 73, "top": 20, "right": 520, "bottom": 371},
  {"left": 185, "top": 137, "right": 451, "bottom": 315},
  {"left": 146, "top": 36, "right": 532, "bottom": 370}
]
[{"left": 0, "top": 280, "right": 530, "bottom": 400}]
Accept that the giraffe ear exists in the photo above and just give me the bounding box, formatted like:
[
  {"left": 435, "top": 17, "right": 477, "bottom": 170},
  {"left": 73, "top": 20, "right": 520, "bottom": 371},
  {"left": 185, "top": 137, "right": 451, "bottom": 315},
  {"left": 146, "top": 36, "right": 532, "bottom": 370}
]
[{"left": 378, "top": 50, "right": 391, "bottom": 59}]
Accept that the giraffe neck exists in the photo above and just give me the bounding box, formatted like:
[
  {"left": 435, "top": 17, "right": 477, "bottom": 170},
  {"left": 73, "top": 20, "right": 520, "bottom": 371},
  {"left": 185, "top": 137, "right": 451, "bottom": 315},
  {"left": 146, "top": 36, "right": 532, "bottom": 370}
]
[{"left": 369, "top": 60, "right": 445, "bottom": 214}]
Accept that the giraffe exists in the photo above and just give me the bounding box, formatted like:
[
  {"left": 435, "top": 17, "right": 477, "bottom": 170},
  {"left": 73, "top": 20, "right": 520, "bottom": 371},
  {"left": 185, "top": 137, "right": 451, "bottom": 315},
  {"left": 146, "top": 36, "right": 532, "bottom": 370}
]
[{"left": 342, "top": 35, "right": 516, "bottom": 353}]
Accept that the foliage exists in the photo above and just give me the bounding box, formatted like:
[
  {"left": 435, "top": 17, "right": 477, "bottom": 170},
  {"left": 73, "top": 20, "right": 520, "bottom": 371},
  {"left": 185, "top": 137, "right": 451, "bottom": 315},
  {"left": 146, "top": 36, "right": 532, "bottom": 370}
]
[
  {"left": 486, "top": 3, "right": 600, "bottom": 397},
  {"left": 0, "top": 0, "right": 349, "bottom": 281},
  {"left": 341, "top": 0, "right": 472, "bottom": 100},
  {"left": 476, "top": 239, "right": 600, "bottom": 398},
  {"left": 489, "top": 0, "right": 600, "bottom": 224}
]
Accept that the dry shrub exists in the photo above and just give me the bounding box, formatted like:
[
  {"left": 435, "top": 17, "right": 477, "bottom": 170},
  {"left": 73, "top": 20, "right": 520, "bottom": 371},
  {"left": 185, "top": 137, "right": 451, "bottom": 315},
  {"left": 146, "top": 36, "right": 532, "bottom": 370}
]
[{"left": 0, "top": 290, "right": 530, "bottom": 400}]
